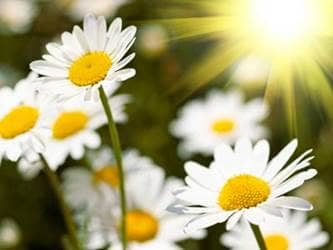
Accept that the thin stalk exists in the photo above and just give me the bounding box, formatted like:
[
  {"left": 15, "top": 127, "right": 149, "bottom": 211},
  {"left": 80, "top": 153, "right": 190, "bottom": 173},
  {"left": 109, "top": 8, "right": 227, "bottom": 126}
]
[
  {"left": 250, "top": 223, "right": 267, "bottom": 250},
  {"left": 99, "top": 86, "right": 127, "bottom": 250},
  {"left": 40, "top": 155, "right": 81, "bottom": 250}
]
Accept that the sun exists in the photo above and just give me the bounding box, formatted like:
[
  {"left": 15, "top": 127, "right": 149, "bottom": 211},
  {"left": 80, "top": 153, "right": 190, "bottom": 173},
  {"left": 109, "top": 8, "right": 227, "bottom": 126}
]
[
  {"left": 158, "top": 0, "right": 333, "bottom": 131},
  {"left": 250, "top": 0, "right": 313, "bottom": 44}
]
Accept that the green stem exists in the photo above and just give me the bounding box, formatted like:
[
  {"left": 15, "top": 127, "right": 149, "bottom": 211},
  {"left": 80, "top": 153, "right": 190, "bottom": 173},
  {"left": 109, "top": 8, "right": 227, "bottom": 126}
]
[
  {"left": 250, "top": 223, "right": 267, "bottom": 250},
  {"left": 40, "top": 155, "right": 81, "bottom": 250},
  {"left": 99, "top": 86, "right": 127, "bottom": 250}
]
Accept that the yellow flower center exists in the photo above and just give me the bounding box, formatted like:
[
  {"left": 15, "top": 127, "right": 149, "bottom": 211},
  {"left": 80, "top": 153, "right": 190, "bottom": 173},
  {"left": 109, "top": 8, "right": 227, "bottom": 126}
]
[
  {"left": 126, "top": 210, "right": 159, "bottom": 242},
  {"left": 93, "top": 165, "right": 119, "bottom": 187},
  {"left": 264, "top": 234, "right": 289, "bottom": 250},
  {"left": 211, "top": 118, "right": 236, "bottom": 134},
  {"left": 69, "top": 52, "right": 112, "bottom": 87},
  {"left": 0, "top": 106, "right": 39, "bottom": 139},
  {"left": 218, "top": 174, "right": 270, "bottom": 211},
  {"left": 52, "top": 111, "right": 88, "bottom": 139}
]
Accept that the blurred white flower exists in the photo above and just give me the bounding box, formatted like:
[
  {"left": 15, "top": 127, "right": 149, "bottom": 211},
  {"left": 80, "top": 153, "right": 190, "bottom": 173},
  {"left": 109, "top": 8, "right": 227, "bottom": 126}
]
[
  {"left": 30, "top": 14, "right": 136, "bottom": 102},
  {"left": 62, "top": 148, "right": 156, "bottom": 213},
  {"left": 0, "top": 0, "right": 38, "bottom": 34},
  {"left": 86, "top": 167, "right": 206, "bottom": 250},
  {"left": 0, "top": 219, "right": 21, "bottom": 248},
  {"left": 58, "top": 0, "right": 129, "bottom": 21},
  {"left": 221, "top": 210, "right": 329, "bottom": 250},
  {"left": 138, "top": 24, "right": 169, "bottom": 58},
  {"left": 172, "top": 138, "right": 316, "bottom": 232},
  {"left": 42, "top": 94, "right": 129, "bottom": 170},
  {"left": 232, "top": 56, "right": 270, "bottom": 87},
  {"left": 0, "top": 73, "right": 57, "bottom": 162},
  {"left": 170, "top": 89, "right": 268, "bottom": 157}
]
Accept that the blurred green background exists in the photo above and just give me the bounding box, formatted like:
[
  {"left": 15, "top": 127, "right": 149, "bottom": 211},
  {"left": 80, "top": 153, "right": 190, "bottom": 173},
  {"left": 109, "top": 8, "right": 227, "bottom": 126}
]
[{"left": 0, "top": 0, "right": 332, "bottom": 249}]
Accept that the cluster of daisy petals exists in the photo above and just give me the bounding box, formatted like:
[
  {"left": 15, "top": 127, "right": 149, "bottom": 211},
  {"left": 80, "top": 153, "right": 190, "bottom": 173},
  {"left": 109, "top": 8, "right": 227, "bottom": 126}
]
[{"left": 0, "top": 13, "right": 329, "bottom": 250}]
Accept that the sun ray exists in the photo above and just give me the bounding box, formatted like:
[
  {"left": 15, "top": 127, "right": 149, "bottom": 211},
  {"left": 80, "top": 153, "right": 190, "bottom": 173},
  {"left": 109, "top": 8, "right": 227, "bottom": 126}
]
[{"left": 155, "top": 0, "right": 333, "bottom": 130}]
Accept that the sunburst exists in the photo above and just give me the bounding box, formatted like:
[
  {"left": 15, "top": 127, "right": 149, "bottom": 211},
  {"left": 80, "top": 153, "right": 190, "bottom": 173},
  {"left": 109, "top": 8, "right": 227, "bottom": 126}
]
[{"left": 157, "top": 0, "right": 333, "bottom": 131}]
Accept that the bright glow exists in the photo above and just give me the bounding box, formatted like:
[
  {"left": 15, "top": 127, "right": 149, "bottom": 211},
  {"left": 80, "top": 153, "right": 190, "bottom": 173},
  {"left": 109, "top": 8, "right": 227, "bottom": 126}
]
[
  {"left": 251, "top": 0, "right": 314, "bottom": 44},
  {"left": 159, "top": 0, "right": 333, "bottom": 126}
]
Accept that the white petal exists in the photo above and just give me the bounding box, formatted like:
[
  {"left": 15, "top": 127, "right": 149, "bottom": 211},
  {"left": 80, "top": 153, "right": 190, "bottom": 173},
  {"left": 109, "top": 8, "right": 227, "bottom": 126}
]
[
  {"left": 271, "top": 196, "right": 313, "bottom": 211},
  {"left": 105, "top": 18, "right": 122, "bottom": 53},
  {"left": 6, "top": 144, "right": 22, "bottom": 161},
  {"left": 251, "top": 140, "right": 270, "bottom": 176},
  {"left": 30, "top": 60, "right": 67, "bottom": 77},
  {"left": 235, "top": 137, "right": 253, "bottom": 156},
  {"left": 84, "top": 14, "right": 98, "bottom": 51},
  {"left": 45, "top": 43, "right": 71, "bottom": 63},
  {"left": 270, "top": 149, "right": 313, "bottom": 186},
  {"left": 185, "top": 212, "right": 232, "bottom": 233},
  {"left": 264, "top": 139, "right": 298, "bottom": 180},
  {"left": 175, "top": 188, "right": 218, "bottom": 207},
  {"left": 73, "top": 26, "right": 90, "bottom": 52},
  {"left": 107, "top": 68, "right": 136, "bottom": 82},
  {"left": 112, "top": 53, "right": 135, "bottom": 72},
  {"left": 96, "top": 16, "right": 107, "bottom": 50},
  {"left": 184, "top": 161, "right": 221, "bottom": 191},
  {"left": 271, "top": 169, "right": 317, "bottom": 197},
  {"left": 226, "top": 211, "right": 243, "bottom": 230}
]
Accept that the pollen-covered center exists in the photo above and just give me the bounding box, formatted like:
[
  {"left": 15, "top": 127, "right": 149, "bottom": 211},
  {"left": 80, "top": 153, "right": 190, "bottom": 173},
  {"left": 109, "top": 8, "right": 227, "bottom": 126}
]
[
  {"left": 211, "top": 118, "right": 236, "bottom": 134},
  {"left": 264, "top": 234, "right": 289, "bottom": 250},
  {"left": 126, "top": 210, "right": 159, "bottom": 242},
  {"left": 52, "top": 111, "right": 88, "bottom": 139},
  {"left": 218, "top": 174, "right": 270, "bottom": 211},
  {"left": 69, "top": 52, "right": 112, "bottom": 87},
  {"left": 93, "top": 165, "right": 119, "bottom": 187},
  {"left": 0, "top": 105, "right": 39, "bottom": 139}
]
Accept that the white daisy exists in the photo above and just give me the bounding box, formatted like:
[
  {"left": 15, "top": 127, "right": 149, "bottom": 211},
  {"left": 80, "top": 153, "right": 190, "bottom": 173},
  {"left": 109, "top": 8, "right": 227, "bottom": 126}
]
[
  {"left": 0, "top": 218, "right": 21, "bottom": 249},
  {"left": 62, "top": 148, "right": 156, "bottom": 213},
  {"left": 0, "top": 72, "right": 56, "bottom": 162},
  {"left": 172, "top": 138, "right": 317, "bottom": 232},
  {"left": 58, "top": 0, "right": 129, "bottom": 21},
  {"left": 232, "top": 56, "right": 270, "bottom": 87},
  {"left": 0, "top": 0, "right": 38, "bottom": 34},
  {"left": 221, "top": 210, "right": 329, "bottom": 250},
  {"left": 138, "top": 24, "right": 169, "bottom": 58},
  {"left": 170, "top": 89, "right": 268, "bottom": 157},
  {"left": 85, "top": 167, "right": 206, "bottom": 250},
  {"left": 30, "top": 14, "right": 136, "bottom": 101},
  {"left": 42, "top": 94, "right": 129, "bottom": 169}
]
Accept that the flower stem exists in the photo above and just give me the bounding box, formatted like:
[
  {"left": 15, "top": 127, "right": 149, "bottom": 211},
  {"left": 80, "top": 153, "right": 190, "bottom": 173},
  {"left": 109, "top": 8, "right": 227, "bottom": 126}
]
[
  {"left": 250, "top": 223, "right": 267, "bottom": 250},
  {"left": 99, "top": 86, "right": 127, "bottom": 250},
  {"left": 40, "top": 155, "right": 81, "bottom": 250}
]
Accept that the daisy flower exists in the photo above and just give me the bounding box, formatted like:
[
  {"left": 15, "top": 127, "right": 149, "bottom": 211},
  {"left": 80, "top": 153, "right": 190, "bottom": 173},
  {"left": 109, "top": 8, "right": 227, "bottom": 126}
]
[
  {"left": 111, "top": 167, "right": 206, "bottom": 250},
  {"left": 138, "top": 24, "right": 169, "bottom": 58},
  {"left": 170, "top": 89, "right": 268, "bottom": 157},
  {"left": 0, "top": 73, "right": 56, "bottom": 162},
  {"left": 85, "top": 167, "right": 206, "bottom": 250},
  {"left": 58, "top": 0, "right": 129, "bottom": 21},
  {"left": 172, "top": 138, "right": 317, "bottom": 232},
  {"left": 30, "top": 14, "right": 136, "bottom": 101},
  {"left": 221, "top": 210, "right": 329, "bottom": 250},
  {"left": 0, "top": 218, "right": 21, "bottom": 249},
  {"left": 81, "top": 167, "right": 205, "bottom": 250},
  {"left": 62, "top": 148, "right": 156, "bottom": 213},
  {"left": 42, "top": 94, "right": 129, "bottom": 169}
]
